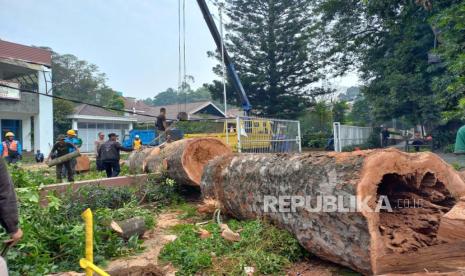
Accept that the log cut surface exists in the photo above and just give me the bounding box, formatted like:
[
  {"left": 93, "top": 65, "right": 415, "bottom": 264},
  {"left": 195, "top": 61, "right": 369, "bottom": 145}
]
[
  {"left": 146, "top": 138, "right": 232, "bottom": 186},
  {"left": 201, "top": 149, "right": 465, "bottom": 275}
]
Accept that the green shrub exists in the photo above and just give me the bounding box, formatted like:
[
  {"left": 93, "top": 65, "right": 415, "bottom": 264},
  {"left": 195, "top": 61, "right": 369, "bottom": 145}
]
[
  {"left": 140, "top": 176, "right": 183, "bottom": 207},
  {"left": 9, "top": 164, "right": 55, "bottom": 187},
  {"left": 444, "top": 143, "right": 455, "bottom": 153},
  {"left": 160, "top": 220, "right": 305, "bottom": 275},
  {"left": 302, "top": 132, "right": 330, "bottom": 149},
  {"left": 4, "top": 184, "right": 157, "bottom": 275}
]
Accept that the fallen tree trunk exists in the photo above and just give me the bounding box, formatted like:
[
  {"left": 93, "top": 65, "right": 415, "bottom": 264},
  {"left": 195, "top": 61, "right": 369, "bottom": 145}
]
[
  {"left": 47, "top": 151, "right": 81, "bottom": 167},
  {"left": 110, "top": 217, "right": 146, "bottom": 239},
  {"left": 201, "top": 149, "right": 465, "bottom": 275},
  {"left": 128, "top": 148, "right": 154, "bottom": 174},
  {"left": 146, "top": 138, "right": 232, "bottom": 186}
]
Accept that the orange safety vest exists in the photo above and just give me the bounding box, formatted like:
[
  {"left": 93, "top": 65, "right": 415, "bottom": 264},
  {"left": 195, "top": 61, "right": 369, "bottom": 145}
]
[{"left": 2, "top": 140, "right": 18, "bottom": 157}]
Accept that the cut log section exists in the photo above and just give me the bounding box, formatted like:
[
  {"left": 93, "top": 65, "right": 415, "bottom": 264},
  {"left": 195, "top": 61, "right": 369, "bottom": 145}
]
[
  {"left": 75, "top": 155, "right": 90, "bottom": 172},
  {"left": 47, "top": 151, "right": 81, "bottom": 167},
  {"left": 110, "top": 217, "right": 146, "bottom": 239},
  {"left": 437, "top": 197, "right": 465, "bottom": 242},
  {"left": 201, "top": 149, "right": 465, "bottom": 275},
  {"left": 128, "top": 148, "right": 154, "bottom": 174},
  {"left": 146, "top": 138, "right": 232, "bottom": 186}
]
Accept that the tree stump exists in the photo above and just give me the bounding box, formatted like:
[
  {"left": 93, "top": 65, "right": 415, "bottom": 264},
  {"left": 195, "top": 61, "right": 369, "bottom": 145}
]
[{"left": 201, "top": 149, "right": 465, "bottom": 275}]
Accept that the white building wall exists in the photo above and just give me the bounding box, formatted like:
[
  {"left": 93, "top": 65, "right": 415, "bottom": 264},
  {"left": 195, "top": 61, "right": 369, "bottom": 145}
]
[
  {"left": 22, "top": 116, "right": 32, "bottom": 151},
  {"left": 35, "top": 67, "right": 53, "bottom": 155}
]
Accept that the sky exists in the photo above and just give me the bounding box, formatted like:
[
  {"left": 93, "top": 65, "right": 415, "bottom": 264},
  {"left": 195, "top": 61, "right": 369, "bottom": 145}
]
[{"left": 0, "top": 0, "right": 358, "bottom": 100}]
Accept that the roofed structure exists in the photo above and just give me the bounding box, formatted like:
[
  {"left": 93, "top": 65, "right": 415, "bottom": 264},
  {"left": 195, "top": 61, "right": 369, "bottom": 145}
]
[{"left": 124, "top": 98, "right": 226, "bottom": 123}]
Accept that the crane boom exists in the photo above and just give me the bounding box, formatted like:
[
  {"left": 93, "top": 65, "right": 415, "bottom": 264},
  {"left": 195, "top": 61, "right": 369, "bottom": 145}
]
[{"left": 196, "top": 0, "right": 252, "bottom": 115}]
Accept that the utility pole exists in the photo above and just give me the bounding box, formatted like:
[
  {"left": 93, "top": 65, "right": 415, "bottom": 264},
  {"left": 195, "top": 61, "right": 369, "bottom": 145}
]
[
  {"left": 219, "top": 3, "right": 227, "bottom": 118},
  {"left": 219, "top": 2, "right": 229, "bottom": 144}
]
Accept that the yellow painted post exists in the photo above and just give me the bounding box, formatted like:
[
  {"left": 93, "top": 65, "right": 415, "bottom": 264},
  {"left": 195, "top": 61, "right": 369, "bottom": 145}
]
[
  {"left": 79, "top": 259, "right": 110, "bottom": 276},
  {"left": 81, "top": 208, "right": 93, "bottom": 276}
]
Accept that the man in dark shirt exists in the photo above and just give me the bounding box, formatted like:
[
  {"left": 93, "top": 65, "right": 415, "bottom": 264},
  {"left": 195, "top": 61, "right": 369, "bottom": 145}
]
[
  {"left": 156, "top": 107, "right": 168, "bottom": 143},
  {"left": 381, "top": 127, "right": 390, "bottom": 148},
  {"left": 0, "top": 158, "right": 23, "bottom": 272},
  {"left": 47, "top": 135, "right": 77, "bottom": 182},
  {"left": 98, "top": 133, "right": 133, "bottom": 177},
  {"left": 35, "top": 150, "right": 44, "bottom": 163}
]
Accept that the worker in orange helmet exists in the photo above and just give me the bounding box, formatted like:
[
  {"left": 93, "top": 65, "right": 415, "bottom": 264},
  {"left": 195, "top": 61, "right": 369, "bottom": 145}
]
[{"left": 0, "top": 132, "right": 22, "bottom": 164}]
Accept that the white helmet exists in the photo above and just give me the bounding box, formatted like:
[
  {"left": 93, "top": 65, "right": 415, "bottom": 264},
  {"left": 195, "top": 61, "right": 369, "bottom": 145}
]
[{"left": 135, "top": 135, "right": 140, "bottom": 138}]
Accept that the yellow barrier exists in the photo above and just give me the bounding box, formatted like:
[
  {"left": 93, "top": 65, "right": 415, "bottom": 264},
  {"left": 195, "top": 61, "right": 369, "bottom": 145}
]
[
  {"left": 80, "top": 259, "right": 110, "bottom": 276},
  {"left": 80, "top": 208, "right": 110, "bottom": 276}
]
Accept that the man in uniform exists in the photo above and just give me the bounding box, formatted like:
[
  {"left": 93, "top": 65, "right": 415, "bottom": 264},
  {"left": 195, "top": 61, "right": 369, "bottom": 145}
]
[
  {"left": 0, "top": 132, "right": 22, "bottom": 164},
  {"left": 47, "top": 134, "right": 78, "bottom": 182},
  {"left": 63, "top": 130, "right": 81, "bottom": 177}
]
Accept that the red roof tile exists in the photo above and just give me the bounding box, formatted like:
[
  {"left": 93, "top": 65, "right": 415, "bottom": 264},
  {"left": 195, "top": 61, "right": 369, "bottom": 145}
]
[{"left": 0, "top": 40, "right": 52, "bottom": 66}]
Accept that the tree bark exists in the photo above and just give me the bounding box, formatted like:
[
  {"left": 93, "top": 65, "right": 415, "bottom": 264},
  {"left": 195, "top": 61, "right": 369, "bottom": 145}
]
[
  {"left": 128, "top": 148, "right": 154, "bottom": 174},
  {"left": 146, "top": 138, "right": 232, "bottom": 186},
  {"left": 201, "top": 149, "right": 465, "bottom": 275},
  {"left": 110, "top": 217, "right": 146, "bottom": 239},
  {"left": 47, "top": 151, "right": 81, "bottom": 167}
]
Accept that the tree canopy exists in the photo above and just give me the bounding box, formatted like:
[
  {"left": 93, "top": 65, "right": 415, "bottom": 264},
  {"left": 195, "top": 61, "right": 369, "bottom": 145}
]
[
  {"left": 207, "top": 0, "right": 328, "bottom": 118},
  {"left": 51, "top": 52, "right": 122, "bottom": 135},
  {"left": 143, "top": 85, "right": 212, "bottom": 107}
]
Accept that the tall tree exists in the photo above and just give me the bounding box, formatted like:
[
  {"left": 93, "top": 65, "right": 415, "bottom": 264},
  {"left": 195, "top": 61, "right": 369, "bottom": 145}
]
[
  {"left": 430, "top": 1, "right": 465, "bottom": 122},
  {"left": 208, "top": 0, "right": 323, "bottom": 118},
  {"left": 143, "top": 85, "right": 213, "bottom": 107},
  {"left": 312, "top": 0, "right": 455, "bottom": 128},
  {"left": 332, "top": 100, "right": 349, "bottom": 124},
  {"left": 52, "top": 53, "right": 115, "bottom": 105},
  {"left": 52, "top": 98, "right": 74, "bottom": 136},
  {"left": 50, "top": 52, "right": 121, "bottom": 136}
]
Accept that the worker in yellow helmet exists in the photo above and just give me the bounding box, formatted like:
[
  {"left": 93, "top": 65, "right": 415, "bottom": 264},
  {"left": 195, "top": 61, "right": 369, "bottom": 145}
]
[
  {"left": 133, "top": 135, "right": 143, "bottom": 151},
  {"left": 62, "top": 130, "right": 82, "bottom": 177},
  {"left": 0, "top": 132, "right": 22, "bottom": 164}
]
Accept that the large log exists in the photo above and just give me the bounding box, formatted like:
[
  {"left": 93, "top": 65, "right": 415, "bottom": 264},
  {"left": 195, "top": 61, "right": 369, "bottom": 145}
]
[
  {"left": 201, "top": 149, "right": 465, "bottom": 275},
  {"left": 47, "top": 151, "right": 81, "bottom": 167},
  {"left": 146, "top": 138, "right": 232, "bottom": 186},
  {"left": 127, "top": 148, "right": 154, "bottom": 174}
]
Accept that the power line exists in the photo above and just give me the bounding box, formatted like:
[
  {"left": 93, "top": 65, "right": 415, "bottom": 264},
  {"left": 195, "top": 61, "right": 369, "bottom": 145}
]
[
  {"left": 0, "top": 83, "right": 165, "bottom": 119},
  {"left": 0, "top": 83, "right": 231, "bottom": 122}
]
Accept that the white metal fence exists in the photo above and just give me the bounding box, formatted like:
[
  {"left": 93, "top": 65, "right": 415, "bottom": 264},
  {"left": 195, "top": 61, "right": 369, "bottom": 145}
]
[{"left": 333, "top": 122, "right": 372, "bottom": 152}]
